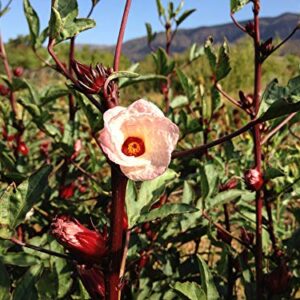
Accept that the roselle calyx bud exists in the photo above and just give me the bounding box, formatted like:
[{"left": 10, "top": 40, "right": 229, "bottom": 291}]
[
  {"left": 240, "top": 227, "right": 254, "bottom": 245},
  {"left": 0, "top": 84, "right": 10, "bottom": 96},
  {"left": 77, "top": 265, "right": 105, "bottom": 299},
  {"left": 260, "top": 38, "right": 273, "bottom": 57},
  {"left": 216, "top": 227, "right": 232, "bottom": 245},
  {"left": 71, "top": 59, "right": 112, "bottom": 94},
  {"left": 245, "top": 21, "right": 255, "bottom": 36},
  {"left": 244, "top": 168, "right": 264, "bottom": 191},
  {"left": 13, "top": 67, "right": 24, "bottom": 77},
  {"left": 264, "top": 261, "right": 291, "bottom": 295},
  {"left": 59, "top": 183, "right": 75, "bottom": 199},
  {"left": 51, "top": 215, "right": 108, "bottom": 264},
  {"left": 18, "top": 141, "right": 29, "bottom": 156},
  {"left": 219, "top": 178, "right": 238, "bottom": 192}
]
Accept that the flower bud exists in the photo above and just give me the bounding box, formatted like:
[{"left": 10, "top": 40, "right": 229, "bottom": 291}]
[
  {"left": 260, "top": 38, "right": 273, "bottom": 56},
  {"left": 0, "top": 84, "right": 10, "bottom": 96},
  {"left": 59, "top": 183, "right": 75, "bottom": 199},
  {"left": 264, "top": 261, "right": 291, "bottom": 295},
  {"left": 77, "top": 265, "right": 105, "bottom": 299},
  {"left": 18, "top": 141, "right": 29, "bottom": 156},
  {"left": 13, "top": 67, "right": 24, "bottom": 77},
  {"left": 71, "top": 59, "right": 111, "bottom": 94},
  {"left": 51, "top": 215, "right": 108, "bottom": 264},
  {"left": 245, "top": 22, "right": 255, "bottom": 36},
  {"left": 240, "top": 227, "right": 254, "bottom": 245},
  {"left": 219, "top": 178, "right": 238, "bottom": 192},
  {"left": 244, "top": 168, "right": 264, "bottom": 191}
]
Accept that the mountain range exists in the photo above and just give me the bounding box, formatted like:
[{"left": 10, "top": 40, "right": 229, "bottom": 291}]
[{"left": 108, "top": 13, "right": 300, "bottom": 61}]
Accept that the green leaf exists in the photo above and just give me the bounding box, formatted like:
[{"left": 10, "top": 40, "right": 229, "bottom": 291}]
[
  {"left": 265, "top": 167, "right": 285, "bottom": 180},
  {"left": 170, "top": 95, "right": 189, "bottom": 109},
  {"left": 152, "top": 48, "right": 175, "bottom": 76},
  {"left": 77, "top": 94, "right": 103, "bottom": 133},
  {"left": 145, "top": 22, "right": 156, "bottom": 44},
  {"left": 55, "top": 0, "right": 78, "bottom": 21},
  {"left": 126, "top": 169, "right": 177, "bottom": 228},
  {"left": 204, "top": 38, "right": 217, "bottom": 73},
  {"left": 49, "top": 7, "right": 63, "bottom": 39},
  {"left": 12, "top": 264, "right": 43, "bottom": 300},
  {"left": 61, "top": 18, "right": 96, "bottom": 39},
  {"left": 23, "top": 0, "right": 40, "bottom": 47},
  {"left": 172, "top": 281, "right": 206, "bottom": 300},
  {"left": 182, "top": 181, "right": 195, "bottom": 204},
  {"left": 189, "top": 43, "right": 204, "bottom": 63},
  {"left": 176, "top": 9, "right": 196, "bottom": 27},
  {"left": 197, "top": 255, "right": 219, "bottom": 300},
  {"left": 0, "top": 165, "right": 52, "bottom": 239},
  {"left": 136, "top": 203, "right": 198, "bottom": 225},
  {"left": 176, "top": 69, "right": 197, "bottom": 102},
  {"left": 156, "top": 0, "right": 165, "bottom": 17},
  {"left": 1, "top": 252, "right": 40, "bottom": 266},
  {"left": 207, "top": 189, "right": 245, "bottom": 210},
  {"left": 0, "top": 260, "right": 10, "bottom": 300},
  {"left": 216, "top": 40, "right": 231, "bottom": 82},
  {"left": 231, "top": 0, "right": 250, "bottom": 13},
  {"left": 119, "top": 74, "right": 167, "bottom": 89}
]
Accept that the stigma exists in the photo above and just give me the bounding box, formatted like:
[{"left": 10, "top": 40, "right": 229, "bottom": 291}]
[{"left": 122, "top": 137, "right": 145, "bottom": 157}]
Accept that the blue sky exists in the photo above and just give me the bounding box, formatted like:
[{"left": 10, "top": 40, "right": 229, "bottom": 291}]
[{"left": 0, "top": 0, "right": 299, "bottom": 45}]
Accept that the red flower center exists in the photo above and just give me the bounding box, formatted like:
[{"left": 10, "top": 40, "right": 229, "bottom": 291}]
[{"left": 122, "top": 137, "right": 145, "bottom": 157}]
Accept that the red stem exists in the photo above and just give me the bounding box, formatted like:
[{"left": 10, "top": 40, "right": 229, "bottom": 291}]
[
  {"left": 113, "top": 0, "right": 132, "bottom": 72},
  {"left": 108, "top": 169, "right": 128, "bottom": 300},
  {"left": 68, "top": 37, "right": 76, "bottom": 122},
  {"left": 252, "top": 1, "right": 263, "bottom": 298}
]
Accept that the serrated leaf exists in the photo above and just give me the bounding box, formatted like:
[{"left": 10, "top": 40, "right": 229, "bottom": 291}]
[
  {"left": 172, "top": 281, "right": 206, "bottom": 300},
  {"left": 197, "top": 255, "right": 219, "bottom": 300},
  {"left": 231, "top": 0, "right": 250, "bottom": 13},
  {"left": 12, "top": 264, "right": 43, "bottom": 300},
  {"left": 23, "top": 0, "right": 40, "bottom": 47},
  {"left": 204, "top": 38, "right": 217, "bottom": 73},
  {"left": 176, "top": 9, "right": 196, "bottom": 27},
  {"left": 0, "top": 165, "right": 52, "bottom": 239},
  {"left": 0, "top": 260, "right": 10, "bottom": 300},
  {"left": 136, "top": 203, "right": 198, "bottom": 225},
  {"left": 216, "top": 40, "right": 231, "bottom": 81}
]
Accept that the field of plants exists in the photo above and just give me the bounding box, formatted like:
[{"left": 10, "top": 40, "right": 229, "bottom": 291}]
[{"left": 0, "top": 0, "right": 300, "bottom": 299}]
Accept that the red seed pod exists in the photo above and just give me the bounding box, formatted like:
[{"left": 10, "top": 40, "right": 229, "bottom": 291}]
[
  {"left": 51, "top": 215, "right": 108, "bottom": 264},
  {"left": 40, "top": 140, "right": 50, "bottom": 156},
  {"left": 59, "top": 183, "right": 76, "bottom": 199},
  {"left": 78, "top": 185, "right": 87, "bottom": 194},
  {"left": 13, "top": 67, "right": 24, "bottom": 77},
  {"left": 71, "top": 59, "right": 112, "bottom": 94},
  {"left": 260, "top": 38, "right": 273, "bottom": 56},
  {"left": 216, "top": 227, "right": 232, "bottom": 245},
  {"left": 244, "top": 168, "right": 264, "bottom": 191},
  {"left": 219, "top": 178, "right": 238, "bottom": 192},
  {"left": 77, "top": 265, "right": 105, "bottom": 299},
  {"left": 0, "top": 84, "right": 10, "bottom": 96},
  {"left": 264, "top": 261, "right": 291, "bottom": 295},
  {"left": 139, "top": 252, "right": 149, "bottom": 269},
  {"left": 18, "top": 141, "right": 29, "bottom": 156}
]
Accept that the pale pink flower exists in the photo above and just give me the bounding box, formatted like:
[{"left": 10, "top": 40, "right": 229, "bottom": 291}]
[{"left": 99, "top": 99, "right": 179, "bottom": 181}]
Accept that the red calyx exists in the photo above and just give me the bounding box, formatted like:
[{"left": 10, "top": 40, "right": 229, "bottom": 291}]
[
  {"left": 0, "top": 84, "right": 10, "bottom": 96},
  {"left": 71, "top": 59, "right": 111, "bottom": 94},
  {"left": 59, "top": 183, "right": 76, "bottom": 199},
  {"left": 51, "top": 215, "right": 108, "bottom": 264},
  {"left": 244, "top": 168, "right": 264, "bottom": 191},
  {"left": 18, "top": 141, "right": 29, "bottom": 156},
  {"left": 77, "top": 265, "right": 105, "bottom": 299},
  {"left": 219, "top": 178, "right": 238, "bottom": 192},
  {"left": 13, "top": 67, "right": 24, "bottom": 77}
]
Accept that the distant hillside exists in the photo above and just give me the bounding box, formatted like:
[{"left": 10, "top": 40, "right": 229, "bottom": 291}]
[{"left": 116, "top": 13, "right": 300, "bottom": 61}]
